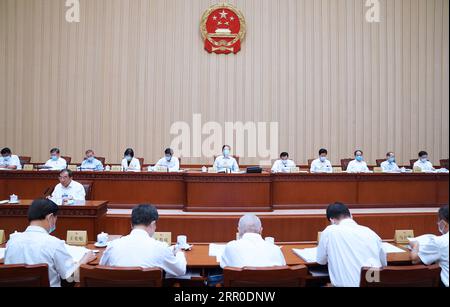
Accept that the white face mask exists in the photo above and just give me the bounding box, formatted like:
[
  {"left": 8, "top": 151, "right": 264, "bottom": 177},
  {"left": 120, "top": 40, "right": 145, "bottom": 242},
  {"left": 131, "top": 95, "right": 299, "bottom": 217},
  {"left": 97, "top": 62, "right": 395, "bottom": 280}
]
[{"left": 438, "top": 220, "right": 447, "bottom": 235}]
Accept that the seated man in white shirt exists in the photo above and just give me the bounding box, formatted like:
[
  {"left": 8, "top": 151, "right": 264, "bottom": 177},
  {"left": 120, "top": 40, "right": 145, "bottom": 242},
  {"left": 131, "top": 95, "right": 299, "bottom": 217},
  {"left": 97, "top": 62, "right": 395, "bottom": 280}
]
[
  {"left": 100, "top": 204, "right": 186, "bottom": 277},
  {"left": 80, "top": 149, "right": 104, "bottom": 171},
  {"left": 0, "top": 147, "right": 22, "bottom": 170},
  {"left": 413, "top": 151, "right": 435, "bottom": 172},
  {"left": 50, "top": 169, "right": 86, "bottom": 205},
  {"left": 310, "top": 148, "right": 333, "bottom": 173},
  {"left": 380, "top": 152, "right": 401, "bottom": 173},
  {"left": 317, "top": 202, "right": 387, "bottom": 287},
  {"left": 44, "top": 148, "right": 67, "bottom": 170},
  {"left": 5, "top": 199, "right": 95, "bottom": 287},
  {"left": 271, "top": 152, "right": 296, "bottom": 173},
  {"left": 220, "top": 214, "right": 286, "bottom": 268},
  {"left": 346, "top": 150, "right": 370, "bottom": 173},
  {"left": 213, "top": 145, "right": 239, "bottom": 173},
  {"left": 121, "top": 148, "right": 141, "bottom": 172},
  {"left": 154, "top": 148, "right": 180, "bottom": 172},
  {"left": 410, "top": 205, "right": 449, "bottom": 287}
]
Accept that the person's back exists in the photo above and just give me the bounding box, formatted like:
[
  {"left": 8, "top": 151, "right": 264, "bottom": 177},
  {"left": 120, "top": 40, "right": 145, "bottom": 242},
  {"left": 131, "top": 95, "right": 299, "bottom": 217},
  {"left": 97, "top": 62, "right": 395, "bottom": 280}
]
[{"left": 220, "top": 233, "right": 286, "bottom": 268}]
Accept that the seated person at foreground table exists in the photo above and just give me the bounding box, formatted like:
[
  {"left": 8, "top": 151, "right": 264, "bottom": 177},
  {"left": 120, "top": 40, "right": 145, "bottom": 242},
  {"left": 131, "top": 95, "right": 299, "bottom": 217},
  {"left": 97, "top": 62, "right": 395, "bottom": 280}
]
[
  {"left": 413, "top": 151, "right": 435, "bottom": 172},
  {"left": 121, "top": 148, "right": 141, "bottom": 172},
  {"left": 153, "top": 148, "right": 180, "bottom": 172},
  {"left": 410, "top": 205, "right": 449, "bottom": 287},
  {"left": 317, "top": 202, "right": 387, "bottom": 287},
  {"left": 44, "top": 147, "right": 67, "bottom": 171},
  {"left": 380, "top": 152, "right": 401, "bottom": 173},
  {"left": 0, "top": 147, "right": 22, "bottom": 170},
  {"left": 220, "top": 214, "right": 286, "bottom": 268},
  {"left": 213, "top": 145, "right": 239, "bottom": 173},
  {"left": 346, "top": 150, "right": 370, "bottom": 173},
  {"left": 100, "top": 204, "right": 186, "bottom": 277},
  {"left": 271, "top": 152, "right": 296, "bottom": 173},
  {"left": 50, "top": 169, "right": 86, "bottom": 204},
  {"left": 4, "top": 199, "right": 95, "bottom": 287},
  {"left": 80, "top": 149, "right": 104, "bottom": 171},
  {"left": 310, "top": 148, "right": 333, "bottom": 173}
]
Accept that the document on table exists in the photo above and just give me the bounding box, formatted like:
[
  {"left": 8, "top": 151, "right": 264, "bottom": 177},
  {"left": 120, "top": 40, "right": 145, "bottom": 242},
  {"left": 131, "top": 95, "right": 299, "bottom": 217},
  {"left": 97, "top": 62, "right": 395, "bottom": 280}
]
[
  {"left": 64, "top": 244, "right": 89, "bottom": 263},
  {"left": 209, "top": 244, "right": 227, "bottom": 262},
  {"left": 0, "top": 248, "right": 5, "bottom": 260},
  {"left": 382, "top": 242, "right": 406, "bottom": 254},
  {"left": 292, "top": 248, "right": 317, "bottom": 263}
]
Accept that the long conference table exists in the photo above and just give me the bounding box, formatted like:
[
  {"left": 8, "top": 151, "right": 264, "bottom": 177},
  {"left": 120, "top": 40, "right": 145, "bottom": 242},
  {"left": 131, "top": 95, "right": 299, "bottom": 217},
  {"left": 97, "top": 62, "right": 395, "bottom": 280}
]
[{"left": 0, "top": 170, "right": 448, "bottom": 211}]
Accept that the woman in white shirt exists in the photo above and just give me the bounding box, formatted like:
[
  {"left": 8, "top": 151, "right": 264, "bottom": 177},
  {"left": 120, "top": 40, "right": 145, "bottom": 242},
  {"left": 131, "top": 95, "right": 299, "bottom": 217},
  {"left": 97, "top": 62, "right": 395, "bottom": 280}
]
[
  {"left": 346, "top": 150, "right": 370, "bottom": 173},
  {"left": 121, "top": 148, "right": 141, "bottom": 172}
]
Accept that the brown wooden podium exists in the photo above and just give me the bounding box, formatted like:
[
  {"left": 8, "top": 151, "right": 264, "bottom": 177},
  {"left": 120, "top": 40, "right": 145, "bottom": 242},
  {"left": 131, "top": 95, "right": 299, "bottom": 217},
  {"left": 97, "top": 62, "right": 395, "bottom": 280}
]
[{"left": 0, "top": 200, "right": 108, "bottom": 241}]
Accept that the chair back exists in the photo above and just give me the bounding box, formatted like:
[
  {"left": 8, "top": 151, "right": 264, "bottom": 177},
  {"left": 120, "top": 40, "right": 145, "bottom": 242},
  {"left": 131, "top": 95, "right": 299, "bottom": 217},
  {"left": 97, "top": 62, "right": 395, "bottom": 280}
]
[
  {"left": 375, "top": 159, "right": 384, "bottom": 167},
  {"left": 440, "top": 159, "right": 449, "bottom": 170},
  {"left": 340, "top": 158, "right": 353, "bottom": 171},
  {"left": 79, "top": 265, "right": 163, "bottom": 287},
  {"left": 96, "top": 157, "right": 106, "bottom": 165},
  {"left": 307, "top": 159, "right": 314, "bottom": 167},
  {"left": 62, "top": 156, "right": 72, "bottom": 164},
  {"left": 78, "top": 180, "right": 93, "bottom": 200},
  {"left": 360, "top": 264, "right": 441, "bottom": 287},
  {"left": 410, "top": 159, "right": 417, "bottom": 169},
  {"left": 0, "top": 264, "right": 49, "bottom": 287}
]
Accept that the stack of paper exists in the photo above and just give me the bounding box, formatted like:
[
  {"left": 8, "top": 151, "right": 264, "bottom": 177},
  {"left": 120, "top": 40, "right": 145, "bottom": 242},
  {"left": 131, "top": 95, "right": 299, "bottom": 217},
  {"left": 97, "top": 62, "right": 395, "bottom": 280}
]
[
  {"left": 292, "top": 248, "right": 317, "bottom": 263},
  {"left": 64, "top": 244, "right": 90, "bottom": 263},
  {"left": 209, "top": 244, "right": 226, "bottom": 263},
  {"left": 382, "top": 242, "right": 406, "bottom": 254}
]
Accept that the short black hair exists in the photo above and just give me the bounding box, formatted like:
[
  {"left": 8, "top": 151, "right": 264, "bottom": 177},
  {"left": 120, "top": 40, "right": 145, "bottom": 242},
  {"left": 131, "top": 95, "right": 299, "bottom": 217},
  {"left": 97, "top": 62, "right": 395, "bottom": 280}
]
[
  {"left": 438, "top": 205, "right": 449, "bottom": 223},
  {"left": 280, "top": 152, "right": 289, "bottom": 158},
  {"left": 222, "top": 145, "right": 231, "bottom": 151},
  {"left": 131, "top": 204, "right": 159, "bottom": 227},
  {"left": 164, "top": 148, "right": 173, "bottom": 155},
  {"left": 124, "top": 148, "right": 135, "bottom": 157},
  {"left": 1, "top": 147, "right": 11, "bottom": 155},
  {"left": 319, "top": 148, "right": 328, "bottom": 155},
  {"left": 59, "top": 169, "right": 73, "bottom": 178},
  {"left": 85, "top": 149, "right": 94, "bottom": 155},
  {"left": 50, "top": 148, "right": 60, "bottom": 154},
  {"left": 326, "top": 202, "right": 351, "bottom": 221},
  {"left": 27, "top": 199, "right": 59, "bottom": 221},
  {"left": 386, "top": 152, "right": 394, "bottom": 157},
  {"left": 354, "top": 150, "right": 363, "bottom": 156},
  {"left": 418, "top": 151, "right": 428, "bottom": 157}
]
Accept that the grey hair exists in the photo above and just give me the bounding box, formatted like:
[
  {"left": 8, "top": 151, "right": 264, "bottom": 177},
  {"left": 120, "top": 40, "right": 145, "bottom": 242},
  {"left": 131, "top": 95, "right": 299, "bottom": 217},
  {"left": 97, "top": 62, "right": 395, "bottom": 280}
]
[{"left": 238, "top": 214, "right": 262, "bottom": 237}]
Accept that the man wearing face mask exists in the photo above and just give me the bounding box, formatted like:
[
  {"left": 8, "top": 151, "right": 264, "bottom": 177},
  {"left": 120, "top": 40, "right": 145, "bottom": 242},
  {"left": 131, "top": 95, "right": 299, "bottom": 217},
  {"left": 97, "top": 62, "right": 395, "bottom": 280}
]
[
  {"left": 413, "top": 151, "right": 435, "bottom": 172},
  {"left": 4, "top": 199, "right": 96, "bottom": 287},
  {"left": 271, "top": 152, "right": 296, "bottom": 173},
  {"left": 346, "top": 150, "right": 370, "bottom": 173},
  {"left": 80, "top": 149, "right": 104, "bottom": 171},
  {"left": 0, "top": 147, "right": 22, "bottom": 170},
  {"left": 380, "top": 152, "right": 401, "bottom": 173},
  {"left": 100, "top": 204, "right": 186, "bottom": 277},
  {"left": 213, "top": 145, "right": 240, "bottom": 173},
  {"left": 120, "top": 148, "right": 141, "bottom": 172},
  {"left": 317, "top": 202, "right": 387, "bottom": 287},
  {"left": 154, "top": 148, "right": 180, "bottom": 172},
  {"left": 50, "top": 169, "right": 86, "bottom": 205},
  {"left": 44, "top": 148, "right": 67, "bottom": 170},
  {"left": 410, "top": 205, "right": 449, "bottom": 287},
  {"left": 310, "top": 148, "right": 333, "bottom": 173}
]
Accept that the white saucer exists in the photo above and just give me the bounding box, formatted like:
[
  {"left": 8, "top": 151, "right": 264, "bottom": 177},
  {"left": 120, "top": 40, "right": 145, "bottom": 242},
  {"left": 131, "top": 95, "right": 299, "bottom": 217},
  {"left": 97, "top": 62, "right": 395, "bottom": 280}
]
[
  {"left": 8, "top": 201, "right": 20, "bottom": 204},
  {"left": 94, "top": 242, "right": 108, "bottom": 248}
]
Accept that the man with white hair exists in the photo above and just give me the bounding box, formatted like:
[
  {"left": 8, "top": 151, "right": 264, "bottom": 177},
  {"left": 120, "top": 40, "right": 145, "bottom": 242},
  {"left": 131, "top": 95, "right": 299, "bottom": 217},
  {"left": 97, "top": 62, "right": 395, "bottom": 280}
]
[{"left": 219, "top": 214, "right": 286, "bottom": 268}]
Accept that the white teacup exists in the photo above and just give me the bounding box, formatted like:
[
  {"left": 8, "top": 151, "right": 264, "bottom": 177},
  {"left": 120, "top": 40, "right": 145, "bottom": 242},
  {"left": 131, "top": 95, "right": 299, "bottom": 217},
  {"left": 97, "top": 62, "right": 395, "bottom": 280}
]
[
  {"left": 9, "top": 194, "right": 18, "bottom": 203},
  {"left": 177, "top": 235, "right": 188, "bottom": 247},
  {"left": 265, "top": 237, "right": 275, "bottom": 245},
  {"left": 97, "top": 232, "right": 109, "bottom": 245}
]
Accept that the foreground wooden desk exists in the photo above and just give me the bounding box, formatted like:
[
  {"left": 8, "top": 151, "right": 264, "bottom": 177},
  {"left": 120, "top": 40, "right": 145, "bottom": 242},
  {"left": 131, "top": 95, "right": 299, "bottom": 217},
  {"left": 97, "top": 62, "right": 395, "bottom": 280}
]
[
  {"left": 0, "top": 171, "right": 448, "bottom": 211},
  {"left": 0, "top": 200, "right": 108, "bottom": 241}
]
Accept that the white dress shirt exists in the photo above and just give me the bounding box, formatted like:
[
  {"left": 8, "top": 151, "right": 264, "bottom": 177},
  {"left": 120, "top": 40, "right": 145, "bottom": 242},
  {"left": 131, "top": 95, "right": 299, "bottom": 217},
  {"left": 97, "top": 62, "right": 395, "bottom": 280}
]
[
  {"left": 51, "top": 180, "right": 86, "bottom": 201},
  {"left": 310, "top": 158, "right": 333, "bottom": 173},
  {"left": 418, "top": 232, "right": 449, "bottom": 287},
  {"left": 5, "top": 226, "right": 76, "bottom": 287},
  {"left": 155, "top": 157, "right": 180, "bottom": 172},
  {"left": 220, "top": 233, "right": 286, "bottom": 268},
  {"left": 346, "top": 160, "right": 370, "bottom": 173},
  {"left": 413, "top": 160, "right": 435, "bottom": 172},
  {"left": 271, "top": 159, "right": 296, "bottom": 173},
  {"left": 80, "top": 158, "right": 104, "bottom": 171},
  {"left": 380, "top": 160, "right": 401, "bottom": 172},
  {"left": 0, "top": 154, "right": 22, "bottom": 170},
  {"left": 121, "top": 157, "right": 141, "bottom": 172},
  {"left": 317, "top": 219, "right": 387, "bottom": 287},
  {"left": 99, "top": 229, "right": 186, "bottom": 277},
  {"left": 44, "top": 158, "right": 67, "bottom": 170},
  {"left": 213, "top": 155, "right": 239, "bottom": 173}
]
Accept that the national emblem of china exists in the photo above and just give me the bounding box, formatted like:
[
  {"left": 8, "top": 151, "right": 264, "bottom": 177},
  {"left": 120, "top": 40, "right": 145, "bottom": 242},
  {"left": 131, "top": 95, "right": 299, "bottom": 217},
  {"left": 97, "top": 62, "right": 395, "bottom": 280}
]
[{"left": 200, "top": 3, "right": 246, "bottom": 54}]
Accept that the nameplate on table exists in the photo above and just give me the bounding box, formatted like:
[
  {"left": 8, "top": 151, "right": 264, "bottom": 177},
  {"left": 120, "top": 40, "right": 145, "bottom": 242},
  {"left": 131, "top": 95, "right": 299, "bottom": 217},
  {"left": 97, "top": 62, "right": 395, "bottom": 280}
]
[
  {"left": 23, "top": 164, "right": 34, "bottom": 171},
  {"left": 333, "top": 167, "right": 343, "bottom": 173},
  {"left": 154, "top": 232, "right": 172, "bottom": 245},
  {"left": 289, "top": 167, "right": 300, "bottom": 173},
  {"left": 111, "top": 165, "right": 121, "bottom": 172},
  {"left": 67, "top": 165, "right": 77, "bottom": 171},
  {"left": 0, "top": 230, "right": 5, "bottom": 244},
  {"left": 66, "top": 230, "right": 88, "bottom": 246},
  {"left": 208, "top": 167, "right": 218, "bottom": 174},
  {"left": 394, "top": 230, "right": 415, "bottom": 244},
  {"left": 154, "top": 166, "right": 168, "bottom": 173}
]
